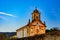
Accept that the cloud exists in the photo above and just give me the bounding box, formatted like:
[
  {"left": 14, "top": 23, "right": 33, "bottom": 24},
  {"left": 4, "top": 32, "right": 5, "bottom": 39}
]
[
  {"left": 0, "top": 12, "right": 17, "bottom": 17},
  {"left": 51, "top": 8, "right": 60, "bottom": 16},
  {"left": 0, "top": 16, "right": 7, "bottom": 20}
]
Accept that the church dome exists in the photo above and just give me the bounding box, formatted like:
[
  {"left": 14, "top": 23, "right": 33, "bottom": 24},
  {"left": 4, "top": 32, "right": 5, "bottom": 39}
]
[{"left": 33, "top": 9, "right": 39, "bottom": 13}]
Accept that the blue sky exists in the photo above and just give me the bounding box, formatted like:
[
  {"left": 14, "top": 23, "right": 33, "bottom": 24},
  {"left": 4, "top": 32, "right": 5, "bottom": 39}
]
[{"left": 0, "top": 0, "right": 60, "bottom": 32}]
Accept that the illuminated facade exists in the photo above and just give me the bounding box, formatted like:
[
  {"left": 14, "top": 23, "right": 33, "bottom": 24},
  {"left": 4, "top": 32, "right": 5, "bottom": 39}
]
[{"left": 16, "top": 9, "right": 46, "bottom": 38}]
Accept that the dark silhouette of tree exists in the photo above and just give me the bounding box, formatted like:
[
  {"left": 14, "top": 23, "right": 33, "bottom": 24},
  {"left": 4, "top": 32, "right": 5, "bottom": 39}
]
[{"left": 50, "top": 27, "right": 59, "bottom": 31}]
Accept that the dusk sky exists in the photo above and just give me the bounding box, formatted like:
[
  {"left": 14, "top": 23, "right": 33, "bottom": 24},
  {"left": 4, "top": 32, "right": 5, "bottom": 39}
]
[{"left": 0, "top": 0, "right": 60, "bottom": 32}]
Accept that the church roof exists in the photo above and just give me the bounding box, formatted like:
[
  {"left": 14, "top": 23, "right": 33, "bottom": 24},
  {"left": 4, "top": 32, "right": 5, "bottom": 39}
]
[
  {"left": 16, "top": 25, "right": 28, "bottom": 31},
  {"left": 33, "top": 8, "right": 39, "bottom": 13}
]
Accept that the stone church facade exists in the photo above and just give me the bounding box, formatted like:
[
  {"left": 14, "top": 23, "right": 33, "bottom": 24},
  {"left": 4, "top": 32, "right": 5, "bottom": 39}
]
[{"left": 16, "top": 9, "right": 46, "bottom": 38}]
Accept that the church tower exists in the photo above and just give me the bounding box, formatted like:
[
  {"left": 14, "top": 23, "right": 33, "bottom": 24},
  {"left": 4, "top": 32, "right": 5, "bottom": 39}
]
[{"left": 32, "top": 8, "right": 40, "bottom": 22}]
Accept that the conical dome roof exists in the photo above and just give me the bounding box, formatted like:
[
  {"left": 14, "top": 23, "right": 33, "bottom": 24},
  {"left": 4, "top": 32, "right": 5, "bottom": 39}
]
[{"left": 33, "top": 9, "right": 39, "bottom": 13}]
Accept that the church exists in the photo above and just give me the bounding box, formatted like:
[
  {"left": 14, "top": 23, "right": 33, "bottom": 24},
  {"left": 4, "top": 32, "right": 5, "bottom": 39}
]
[{"left": 16, "top": 8, "right": 46, "bottom": 38}]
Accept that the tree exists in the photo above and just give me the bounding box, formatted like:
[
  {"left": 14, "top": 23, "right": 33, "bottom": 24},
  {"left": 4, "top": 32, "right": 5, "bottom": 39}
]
[{"left": 50, "top": 27, "right": 59, "bottom": 31}]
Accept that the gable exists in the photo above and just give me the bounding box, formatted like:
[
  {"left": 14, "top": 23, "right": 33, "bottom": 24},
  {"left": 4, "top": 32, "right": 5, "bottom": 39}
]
[{"left": 30, "top": 21, "right": 45, "bottom": 27}]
